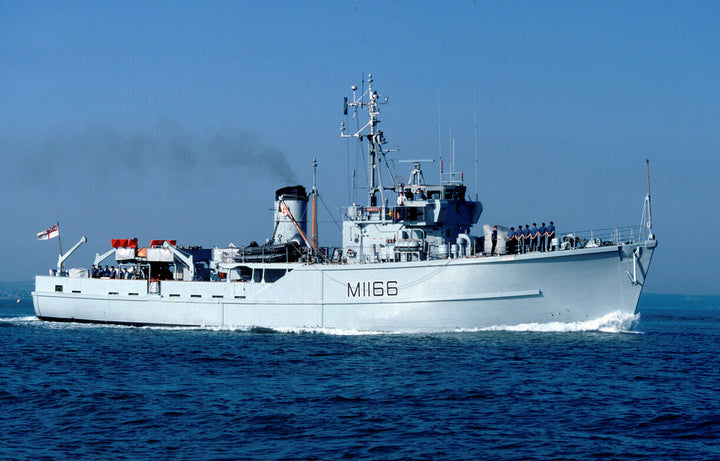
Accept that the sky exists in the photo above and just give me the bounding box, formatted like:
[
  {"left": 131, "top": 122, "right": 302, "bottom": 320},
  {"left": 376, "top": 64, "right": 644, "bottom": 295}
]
[{"left": 1, "top": 1, "right": 718, "bottom": 294}]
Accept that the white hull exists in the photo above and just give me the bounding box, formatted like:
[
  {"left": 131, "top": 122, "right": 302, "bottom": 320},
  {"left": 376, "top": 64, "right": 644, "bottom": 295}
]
[{"left": 33, "top": 241, "right": 656, "bottom": 332}]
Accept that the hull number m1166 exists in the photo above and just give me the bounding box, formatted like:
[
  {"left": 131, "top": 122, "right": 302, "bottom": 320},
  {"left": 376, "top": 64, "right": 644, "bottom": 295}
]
[{"left": 347, "top": 281, "right": 398, "bottom": 298}]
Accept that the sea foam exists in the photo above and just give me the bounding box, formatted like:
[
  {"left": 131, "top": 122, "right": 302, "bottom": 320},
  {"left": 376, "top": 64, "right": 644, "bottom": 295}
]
[
  {"left": 4, "top": 311, "right": 641, "bottom": 335},
  {"left": 473, "top": 310, "right": 640, "bottom": 333}
]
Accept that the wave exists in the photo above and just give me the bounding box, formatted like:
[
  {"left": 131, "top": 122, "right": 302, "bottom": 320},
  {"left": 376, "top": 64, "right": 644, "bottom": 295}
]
[
  {"left": 195, "top": 313, "right": 642, "bottom": 335},
  {"left": 470, "top": 310, "right": 641, "bottom": 333},
  {"left": 193, "top": 325, "right": 391, "bottom": 336},
  {"left": 2, "top": 311, "right": 641, "bottom": 335},
  {"left": 0, "top": 315, "right": 43, "bottom": 324}
]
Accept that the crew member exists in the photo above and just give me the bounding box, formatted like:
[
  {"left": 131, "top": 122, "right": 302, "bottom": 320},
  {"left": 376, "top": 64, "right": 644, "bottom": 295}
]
[
  {"left": 539, "top": 222, "right": 547, "bottom": 252},
  {"left": 507, "top": 227, "right": 516, "bottom": 255},
  {"left": 523, "top": 225, "right": 531, "bottom": 253},
  {"left": 530, "top": 223, "right": 539, "bottom": 252},
  {"left": 491, "top": 226, "right": 498, "bottom": 256},
  {"left": 547, "top": 221, "right": 555, "bottom": 251},
  {"left": 517, "top": 224, "right": 524, "bottom": 253}
]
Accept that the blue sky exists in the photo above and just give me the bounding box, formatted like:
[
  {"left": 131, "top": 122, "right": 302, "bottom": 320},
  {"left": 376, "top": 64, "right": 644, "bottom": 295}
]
[{"left": 1, "top": 1, "right": 718, "bottom": 294}]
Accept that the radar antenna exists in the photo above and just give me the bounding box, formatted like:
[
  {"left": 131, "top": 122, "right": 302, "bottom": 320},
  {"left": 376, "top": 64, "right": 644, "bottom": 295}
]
[{"left": 399, "top": 159, "right": 434, "bottom": 186}]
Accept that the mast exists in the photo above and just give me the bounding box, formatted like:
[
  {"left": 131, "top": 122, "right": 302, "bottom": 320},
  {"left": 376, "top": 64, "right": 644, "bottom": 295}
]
[
  {"left": 311, "top": 158, "right": 318, "bottom": 250},
  {"left": 341, "top": 73, "right": 390, "bottom": 207},
  {"left": 56, "top": 222, "right": 64, "bottom": 272},
  {"left": 646, "top": 159, "right": 652, "bottom": 223},
  {"left": 369, "top": 75, "right": 382, "bottom": 206},
  {"left": 646, "top": 159, "right": 653, "bottom": 235}
]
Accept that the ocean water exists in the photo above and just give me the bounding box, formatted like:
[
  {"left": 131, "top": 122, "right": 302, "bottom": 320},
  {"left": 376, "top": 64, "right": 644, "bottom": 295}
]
[{"left": 1, "top": 289, "right": 718, "bottom": 460}]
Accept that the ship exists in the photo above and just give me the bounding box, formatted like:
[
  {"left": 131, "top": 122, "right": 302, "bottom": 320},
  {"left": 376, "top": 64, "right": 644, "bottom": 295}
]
[{"left": 32, "top": 75, "right": 657, "bottom": 332}]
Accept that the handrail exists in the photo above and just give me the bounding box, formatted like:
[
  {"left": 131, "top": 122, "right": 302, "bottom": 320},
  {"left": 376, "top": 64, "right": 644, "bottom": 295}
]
[{"left": 557, "top": 225, "right": 645, "bottom": 249}]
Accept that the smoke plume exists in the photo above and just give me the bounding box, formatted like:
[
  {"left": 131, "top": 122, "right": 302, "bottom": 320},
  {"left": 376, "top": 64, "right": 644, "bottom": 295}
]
[{"left": 5, "top": 122, "right": 297, "bottom": 186}]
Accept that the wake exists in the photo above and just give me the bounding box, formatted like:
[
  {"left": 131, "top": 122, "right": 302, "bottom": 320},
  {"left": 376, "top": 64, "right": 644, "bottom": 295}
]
[
  {"left": 472, "top": 311, "right": 641, "bottom": 333},
  {"left": 2, "top": 311, "right": 641, "bottom": 335}
]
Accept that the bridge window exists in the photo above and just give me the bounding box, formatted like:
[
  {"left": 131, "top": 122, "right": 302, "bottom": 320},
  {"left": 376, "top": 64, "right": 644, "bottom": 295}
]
[
  {"left": 264, "top": 269, "right": 286, "bottom": 283},
  {"left": 237, "top": 266, "right": 252, "bottom": 282}
]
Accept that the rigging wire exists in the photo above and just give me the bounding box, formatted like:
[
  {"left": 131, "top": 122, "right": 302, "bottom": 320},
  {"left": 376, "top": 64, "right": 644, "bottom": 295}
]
[{"left": 317, "top": 193, "right": 342, "bottom": 232}]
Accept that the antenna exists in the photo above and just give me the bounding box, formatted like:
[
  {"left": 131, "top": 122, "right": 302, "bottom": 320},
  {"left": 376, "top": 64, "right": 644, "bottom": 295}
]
[
  {"left": 448, "top": 95, "right": 453, "bottom": 183},
  {"left": 452, "top": 135, "right": 456, "bottom": 184},
  {"left": 437, "top": 87, "right": 442, "bottom": 181},
  {"left": 474, "top": 93, "right": 478, "bottom": 201}
]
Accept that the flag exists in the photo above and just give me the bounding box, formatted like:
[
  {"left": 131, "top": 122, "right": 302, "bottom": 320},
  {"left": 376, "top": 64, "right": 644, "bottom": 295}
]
[{"left": 37, "top": 223, "right": 59, "bottom": 240}]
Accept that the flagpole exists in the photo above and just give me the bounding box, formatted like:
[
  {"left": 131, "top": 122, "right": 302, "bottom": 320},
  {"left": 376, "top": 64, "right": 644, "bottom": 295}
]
[{"left": 56, "top": 222, "right": 64, "bottom": 273}]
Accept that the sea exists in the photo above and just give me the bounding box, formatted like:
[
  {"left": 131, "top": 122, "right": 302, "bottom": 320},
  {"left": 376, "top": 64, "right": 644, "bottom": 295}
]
[{"left": 1, "top": 284, "right": 718, "bottom": 460}]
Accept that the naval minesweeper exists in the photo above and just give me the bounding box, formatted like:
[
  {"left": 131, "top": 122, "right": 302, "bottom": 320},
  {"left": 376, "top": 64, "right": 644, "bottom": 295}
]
[{"left": 32, "top": 75, "right": 657, "bottom": 332}]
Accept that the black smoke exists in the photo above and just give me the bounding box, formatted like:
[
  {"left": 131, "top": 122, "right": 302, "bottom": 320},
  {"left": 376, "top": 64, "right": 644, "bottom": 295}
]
[{"left": 5, "top": 121, "right": 297, "bottom": 186}]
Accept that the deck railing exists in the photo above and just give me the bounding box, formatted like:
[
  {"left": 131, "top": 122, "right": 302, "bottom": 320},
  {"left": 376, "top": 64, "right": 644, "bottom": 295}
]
[{"left": 556, "top": 225, "right": 645, "bottom": 250}]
